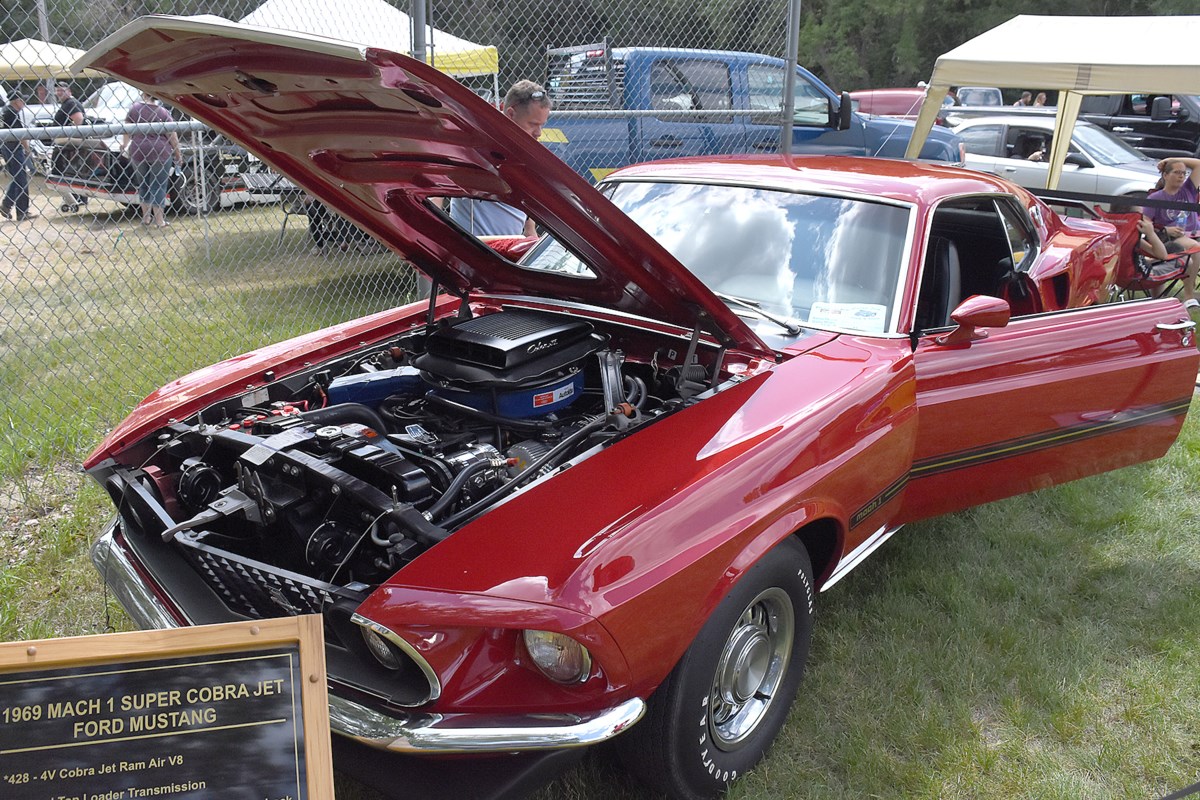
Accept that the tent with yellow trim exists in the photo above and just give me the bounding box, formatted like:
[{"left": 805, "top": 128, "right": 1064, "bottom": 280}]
[
  {"left": 904, "top": 14, "right": 1200, "bottom": 189},
  {"left": 240, "top": 0, "right": 498, "bottom": 80}
]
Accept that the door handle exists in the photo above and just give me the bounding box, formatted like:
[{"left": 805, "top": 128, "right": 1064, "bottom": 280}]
[
  {"left": 1111, "top": 126, "right": 1133, "bottom": 132},
  {"left": 649, "top": 136, "right": 683, "bottom": 148},
  {"left": 1157, "top": 319, "right": 1196, "bottom": 346},
  {"left": 751, "top": 140, "right": 778, "bottom": 151}
]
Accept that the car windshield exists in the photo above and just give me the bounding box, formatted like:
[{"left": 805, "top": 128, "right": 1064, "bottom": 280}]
[
  {"left": 521, "top": 181, "right": 912, "bottom": 335},
  {"left": 1073, "top": 123, "right": 1152, "bottom": 166},
  {"left": 83, "top": 81, "right": 139, "bottom": 113}
]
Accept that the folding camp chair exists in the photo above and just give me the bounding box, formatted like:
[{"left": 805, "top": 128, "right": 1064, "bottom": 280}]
[{"left": 1117, "top": 242, "right": 1200, "bottom": 302}]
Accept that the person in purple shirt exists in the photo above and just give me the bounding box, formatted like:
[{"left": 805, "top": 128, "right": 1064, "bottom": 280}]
[
  {"left": 1144, "top": 157, "right": 1200, "bottom": 310},
  {"left": 121, "top": 91, "right": 182, "bottom": 227}
]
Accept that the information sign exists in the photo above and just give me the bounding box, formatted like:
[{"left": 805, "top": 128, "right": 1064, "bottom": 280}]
[{"left": 0, "top": 616, "right": 333, "bottom": 800}]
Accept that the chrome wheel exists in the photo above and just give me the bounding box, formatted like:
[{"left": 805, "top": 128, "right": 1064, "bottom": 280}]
[{"left": 708, "top": 587, "right": 794, "bottom": 750}]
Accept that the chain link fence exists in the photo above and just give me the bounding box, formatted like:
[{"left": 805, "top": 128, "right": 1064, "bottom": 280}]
[{"left": 0, "top": 0, "right": 792, "bottom": 496}]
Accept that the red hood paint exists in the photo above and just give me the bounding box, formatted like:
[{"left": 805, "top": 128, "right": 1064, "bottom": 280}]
[{"left": 75, "top": 15, "right": 771, "bottom": 359}]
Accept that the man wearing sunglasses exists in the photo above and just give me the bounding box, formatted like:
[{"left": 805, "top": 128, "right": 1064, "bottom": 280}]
[{"left": 449, "top": 80, "right": 552, "bottom": 238}]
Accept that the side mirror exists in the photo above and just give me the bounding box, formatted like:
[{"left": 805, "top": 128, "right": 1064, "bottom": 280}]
[
  {"left": 835, "top": 91, "right": 853, "bottom": 131},
  {"left": 1150, "top": 96, "right": 1173, "bottom": 121},
  {"left": 1065, "top": 152, "right": 1092, "bottom": 168},
  {"left": 935, "top": 295, "right": 1011, "bottom": 346}
]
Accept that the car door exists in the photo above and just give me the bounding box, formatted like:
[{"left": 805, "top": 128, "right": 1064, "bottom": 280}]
[
  {"left": 634, "top": 57, "right": 744, "bottom": 164},
  {"left": 897, "top": 298, "right": 1197, "bottom": 523},
  {"left": 1085, "top": 94, "right": 1198, "bottom": 158},
  {"left": 743, "top": 63, "right": 866, "bottom": 155}
]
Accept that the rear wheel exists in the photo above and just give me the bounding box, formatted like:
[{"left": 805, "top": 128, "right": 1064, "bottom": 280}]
[
  {"left": 616, "top": 537, "right": 814, "bottom": 799},
  {"left": 171, "top": 167, "right": 220, "bottom": 215}
]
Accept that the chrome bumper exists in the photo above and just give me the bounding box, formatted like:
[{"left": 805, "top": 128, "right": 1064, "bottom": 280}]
[{"left": 91, "top": 521, "right": 646, "bottom": 754}]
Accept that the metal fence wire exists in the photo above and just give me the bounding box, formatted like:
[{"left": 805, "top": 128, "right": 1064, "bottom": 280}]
[{"left": 0, "top": 0, "right": 790, "bottom": 480}]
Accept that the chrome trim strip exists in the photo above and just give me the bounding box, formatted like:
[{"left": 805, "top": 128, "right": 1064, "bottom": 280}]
[
  {"left": 821, "top": 524, "right": 902, "bottom": 591},
  {"left": 328, "top": 694, "right": 645, "bottom": 753},
  {"left": 351, "top": 612, "right": 442, "bottom": 704},
  {"left": 90, "top": 521, "right": 189, "bottom": 629}
]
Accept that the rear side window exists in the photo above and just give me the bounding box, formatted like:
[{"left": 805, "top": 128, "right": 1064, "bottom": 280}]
[
  {"left": 959, "top": 125, "right": 1005, "bottom": 157},
  {"left": 649, "top": 59, "right": 731, "bottom": 120}
]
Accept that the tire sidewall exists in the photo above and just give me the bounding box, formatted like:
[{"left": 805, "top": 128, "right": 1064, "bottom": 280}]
[{"left": 662, "top": 539, "right": 814, "bottom": 798}]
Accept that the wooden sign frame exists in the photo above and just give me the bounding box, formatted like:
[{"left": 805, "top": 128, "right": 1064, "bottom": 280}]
[{"left": 0, "top": 616, "right": 334, "bottom": 800}]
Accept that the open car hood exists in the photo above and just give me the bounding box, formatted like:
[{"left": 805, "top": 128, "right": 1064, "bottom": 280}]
[{"left": 76, "top": 15, "right": 772, "bottom": 358}]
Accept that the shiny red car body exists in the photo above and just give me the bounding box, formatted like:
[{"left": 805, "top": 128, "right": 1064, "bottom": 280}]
[{"left": 80, "top": 16, "right": 1197, "bottom": 800}]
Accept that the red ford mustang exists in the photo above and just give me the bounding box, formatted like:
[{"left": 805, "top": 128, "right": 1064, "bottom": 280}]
[{"left": 80, "top": 16, "right": 1197, "bottom": 800}]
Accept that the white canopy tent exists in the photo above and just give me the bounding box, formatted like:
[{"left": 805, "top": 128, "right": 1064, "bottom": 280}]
[
  {"left": 0, "top": 38, "right": 104, "bottom": 80},
  {"left": 904, "top": 15, "right": 1200, "bottom": 189},
  {"left": 240, "top": 0, "right": 498, "bottom": 92}
]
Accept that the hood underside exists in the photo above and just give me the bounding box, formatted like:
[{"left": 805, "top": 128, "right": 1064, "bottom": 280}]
[{"left": 75, "top": 15, "right": 771, "bottom": 358}]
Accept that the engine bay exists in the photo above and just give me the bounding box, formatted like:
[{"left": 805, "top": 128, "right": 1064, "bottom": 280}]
[{"left": 103, "top": 306, "right": 741, "bottom": 616}]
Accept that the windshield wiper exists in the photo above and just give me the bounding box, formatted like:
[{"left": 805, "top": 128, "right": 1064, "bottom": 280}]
[{"left": 714, "top": 292, "right": 803, "bottom": 336}]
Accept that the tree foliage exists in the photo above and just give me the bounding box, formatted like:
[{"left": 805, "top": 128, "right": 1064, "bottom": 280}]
[{"left": 4, "top": 0, "right": 1199, "bottom": 95}]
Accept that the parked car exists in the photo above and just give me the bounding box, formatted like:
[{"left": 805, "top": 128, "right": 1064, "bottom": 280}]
[
  {"left": 81, "top": 17, "right": 1198, "bottom": 800},
  {"left": 940, "top": 94, "right": 1200, "bottom": 160},
  {"left": 1076, "top": 93, "right": 1200, "bottom": 159},
  {"left": 951, "top": 115, "right": 1159, "bottom": 199},
  {"left": 543, "top": 41, "right": 964, "bottom": 181},
  {"left": 45, "top": 80, "right": 256, "bottom": 214},
  {"left": 849, "top": 86, "right": 956, "bottom": 120},
  {"left": 955, "top": 85, "right": 1004, "bottom": 106}
]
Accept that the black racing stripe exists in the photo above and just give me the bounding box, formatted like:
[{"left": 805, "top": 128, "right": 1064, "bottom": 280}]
[
  {"left": 850, "top": 472, "right": 909, "bottom": 529},
  {"left": 911, "top": 396, "right": 1192, "bottom": 480}
]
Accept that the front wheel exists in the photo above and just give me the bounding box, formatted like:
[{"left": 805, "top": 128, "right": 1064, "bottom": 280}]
[{"left": 616, "top": 537, "right": 814, "bottom": 799}]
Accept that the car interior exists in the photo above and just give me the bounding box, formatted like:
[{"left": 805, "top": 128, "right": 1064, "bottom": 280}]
[{"left": 915, "top": 198, "right": 1042, "bottom": 330}]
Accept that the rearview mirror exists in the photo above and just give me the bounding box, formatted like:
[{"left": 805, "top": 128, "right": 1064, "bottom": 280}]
[{"left": 935, "top": 295, "right": 1010, "bottom": 345}]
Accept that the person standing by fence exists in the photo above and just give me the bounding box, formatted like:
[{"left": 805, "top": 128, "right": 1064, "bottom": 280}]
[
  {"left": 1, "top": 92, "right": 36, "bottom": 222},
  {"left": 121, "top": 91, "right": 182, "bottom": 227}
]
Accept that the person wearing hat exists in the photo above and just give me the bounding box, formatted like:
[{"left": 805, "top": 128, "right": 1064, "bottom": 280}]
[
  {"left": 53, "top": 82, "right": 84, "bottom": 126},
  {"left": 1, "top": 92, "right": 36, "bottom": 221}
]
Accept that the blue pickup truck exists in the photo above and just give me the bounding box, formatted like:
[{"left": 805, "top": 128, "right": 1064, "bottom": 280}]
[{"left": 543, "top": 42, "right": 965, "bottom": 181}]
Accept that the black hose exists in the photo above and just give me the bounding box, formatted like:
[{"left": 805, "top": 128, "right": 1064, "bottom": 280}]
[
  {"left": 300, "top": 402, "right": 391, "bottom": 434},
  {"left": 422, "top": 391, "right": 556, "bottom": 435},
  {"left": 440, "top": 417, "right": 608, "bottom": 529},
  {"left": 426, "top": 459, "right": 500, "bottom": 521}
]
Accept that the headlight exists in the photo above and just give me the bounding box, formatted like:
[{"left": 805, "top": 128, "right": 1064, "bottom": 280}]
[
  {"left": 522, "top": 630, "right": 592, "bottom": 684},
  {"left": 361, "top": 626, "right": 405, "bottom": 671}
]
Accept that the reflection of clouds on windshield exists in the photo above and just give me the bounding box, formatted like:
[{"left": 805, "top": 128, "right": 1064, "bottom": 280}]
[{"left": 618, "top": 184, "right": 795, "bottom": 307}]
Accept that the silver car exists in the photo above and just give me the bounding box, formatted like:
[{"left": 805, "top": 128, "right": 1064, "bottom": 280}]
[{"left": 951, "top": 115, "right": 1159, "bottom": 199}]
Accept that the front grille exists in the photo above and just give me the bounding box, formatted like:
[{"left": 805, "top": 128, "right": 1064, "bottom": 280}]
[{"left": 177, "top": 531, "right": 369, "bottom": 619}]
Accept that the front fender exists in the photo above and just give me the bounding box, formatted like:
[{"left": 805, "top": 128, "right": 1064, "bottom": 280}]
[{"left": 382, "top": 336, "right": 917, "bottom": 700}]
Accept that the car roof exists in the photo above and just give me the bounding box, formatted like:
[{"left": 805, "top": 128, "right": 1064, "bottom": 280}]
[
  {"left": 608, "top": 155, "right": 1025, "bottom": 211},
  {"left": 953, "top": 115, "right": 1099, "bottom": 133}
]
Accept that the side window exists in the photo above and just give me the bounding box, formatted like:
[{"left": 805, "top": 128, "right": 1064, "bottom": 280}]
[
  {"left": 1006, "top": 128, "right": 1049, "bottom": 160},
  {"left": 649, "top": 59, "right": 731, "bottom": 121},
  {"left": 996, "top": 198, "right": 1037, "bottom": 273},
  {"left": 959, "top": 125, "right": 1005, "bottom": 157},
  {"left": 918, "top": 196, "right": 1041, "bottom": 331},
  {"left": 746, "top": 65, "right": 829, "bottom": 126}
]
